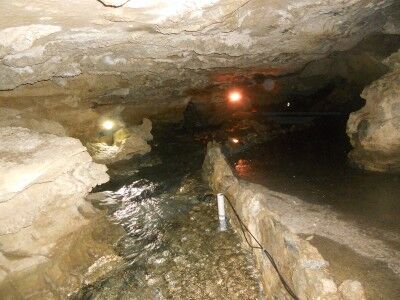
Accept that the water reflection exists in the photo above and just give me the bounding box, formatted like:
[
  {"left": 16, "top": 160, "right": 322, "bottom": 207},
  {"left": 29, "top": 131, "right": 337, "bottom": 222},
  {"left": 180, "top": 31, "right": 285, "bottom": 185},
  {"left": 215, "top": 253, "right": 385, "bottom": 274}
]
[
  {"left": 230, "top": 120, "right": 400, "bottom": 235},
  {"left": 229, "top": 118, "right": 400, "bottom": 298},
  {"left": 75, "top": 129, "right": 262, "bottom": 299},
  {"left": 234, "top": 159, "right": 252, "bottom": 177}
]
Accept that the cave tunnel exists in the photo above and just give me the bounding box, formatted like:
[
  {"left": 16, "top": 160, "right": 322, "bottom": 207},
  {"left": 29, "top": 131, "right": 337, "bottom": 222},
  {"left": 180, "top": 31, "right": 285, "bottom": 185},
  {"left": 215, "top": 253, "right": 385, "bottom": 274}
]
[{"left": 1, "top": 1, "right": 400, "bottom": 299}]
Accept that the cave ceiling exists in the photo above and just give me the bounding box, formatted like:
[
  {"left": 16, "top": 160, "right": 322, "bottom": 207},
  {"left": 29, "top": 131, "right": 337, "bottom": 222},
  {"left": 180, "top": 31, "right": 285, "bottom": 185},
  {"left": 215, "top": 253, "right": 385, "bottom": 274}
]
[{"left": 0, "top": 0, "right": 399, "bottom": 105}]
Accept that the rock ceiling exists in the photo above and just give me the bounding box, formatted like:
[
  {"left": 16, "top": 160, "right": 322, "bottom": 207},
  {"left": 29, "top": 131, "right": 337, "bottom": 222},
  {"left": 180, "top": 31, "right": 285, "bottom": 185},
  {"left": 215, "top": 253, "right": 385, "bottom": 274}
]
[{"left": 0, "top": 0, "right": 399, "bottom": 103}]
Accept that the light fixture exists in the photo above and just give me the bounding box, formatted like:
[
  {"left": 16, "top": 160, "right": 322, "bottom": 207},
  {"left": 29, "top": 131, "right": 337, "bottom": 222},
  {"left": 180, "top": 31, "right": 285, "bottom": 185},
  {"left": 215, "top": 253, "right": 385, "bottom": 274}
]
[
  {"left": 228, "top": 90, "right": 242, "bottom": 103},
  {"left": 231, "top": 138, "right": 240, "bottom": 144},
  {"left": 102, "top": 120, "right": 114, "bottom": 130}
]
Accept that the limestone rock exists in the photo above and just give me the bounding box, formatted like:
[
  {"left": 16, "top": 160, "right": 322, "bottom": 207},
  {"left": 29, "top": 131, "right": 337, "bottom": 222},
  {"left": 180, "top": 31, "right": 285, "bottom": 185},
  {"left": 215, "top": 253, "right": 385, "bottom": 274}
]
[
  {"left": 83, "top": 255, "right": 123, "bottom": 285},
  {"left": 347, "top": 50, "right": 400, "bottom": 172},
  {"left": 0, "top": 0, "right": 398, "bottom": 113},
  {"left": 0, "top": 127, "right": 109, "bottom": 279},
  {"left": 0, "top": 212, "right": 124, "bottom": 299},
  {"left": 0, "top": 24, "right": 61, "bottom": 57},
  {"left": 87, "top": 118, "right": 153, "bottom": 164},
  {"left": 0, "top": 107, "right": 67, "bottom": 136},
  {"left": 339, "top": 280, "right": 366, "bottom": 300}
]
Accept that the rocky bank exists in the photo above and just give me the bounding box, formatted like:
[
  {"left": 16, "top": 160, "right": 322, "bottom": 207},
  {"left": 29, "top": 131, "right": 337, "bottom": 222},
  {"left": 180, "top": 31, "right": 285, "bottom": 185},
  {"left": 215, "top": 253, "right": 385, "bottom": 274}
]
[
  {"left": 0, "top": 127, "right": 123, "bottom": 298},
  {"left": 203, "top": 142, "right": 365, "bottom": 300}
]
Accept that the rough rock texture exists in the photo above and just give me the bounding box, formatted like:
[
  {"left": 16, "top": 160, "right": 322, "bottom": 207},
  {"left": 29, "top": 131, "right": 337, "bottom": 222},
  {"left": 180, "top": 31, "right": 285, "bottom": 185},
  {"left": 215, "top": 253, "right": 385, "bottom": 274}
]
[
  {"left": 87, "top": 118, "right": 153, "bottom": 163},
  {"left": 0, "top": 0, "right": 399, "bottom": 129},
  {"left": 203, "top": 142, "right": 365, "bottom": 300},
  {"left": 0, "top": 107, "right": 67, "bottom": 136},
  {"left": 0, "top": 212, "right": 124, "bottom": 300},
  {"left": 0, "top": 127, "right": 109, "bottom": 283},
  {"left": 347, "top": 50, "right": 400, "bottom": 172},
  {"left": 338, "top": 280, "right": 366, "bottom": 300}
]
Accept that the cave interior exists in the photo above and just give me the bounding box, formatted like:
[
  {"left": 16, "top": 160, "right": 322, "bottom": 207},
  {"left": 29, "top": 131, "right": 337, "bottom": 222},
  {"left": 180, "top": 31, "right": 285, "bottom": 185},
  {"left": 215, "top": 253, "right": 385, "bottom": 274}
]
[{"left": 1, "top": 1, "right": 400, "bottom": 299}]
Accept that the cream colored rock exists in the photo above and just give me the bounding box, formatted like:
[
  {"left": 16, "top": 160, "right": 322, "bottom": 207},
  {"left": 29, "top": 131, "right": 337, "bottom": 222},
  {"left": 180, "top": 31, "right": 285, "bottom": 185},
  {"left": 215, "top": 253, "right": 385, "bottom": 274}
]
[
  {"left": 0, "top": 24, "right": 61, "bottom": 56},
  {"left": 0, "top": 211, "right": 124, "bottom": 299},
  {"left": 87, "top": 118, "right": 153, "bottom": 164},
  {"left": 0, "top": 0, "right": 398, "bottom": 102},
  {"left": 84, "top": 255, "right": 123, "bottom": 285},
  {"left": 339, "top": 280, "right": 366, "bottom": 300},
  {"left": 347, "top": 50, "right": 400, "bottom": 172},
  {"left": 0, "top": 127, "right": 109, "bottom": 279},
  {"left": 0, "top": 107, "right": 67, "bottom": 136}
]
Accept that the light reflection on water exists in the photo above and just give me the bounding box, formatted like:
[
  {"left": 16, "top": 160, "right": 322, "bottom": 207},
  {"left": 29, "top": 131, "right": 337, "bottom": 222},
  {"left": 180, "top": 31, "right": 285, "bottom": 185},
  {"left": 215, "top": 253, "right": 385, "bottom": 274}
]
[
  {"left": 75, "top": 130, "right": 262, "bottom": 300},
  {"left": 234, "top": 159, "right": 252, "bottom": 177},
  {"left": 229, "top": 119, "right": 400, "bottom": 299}
]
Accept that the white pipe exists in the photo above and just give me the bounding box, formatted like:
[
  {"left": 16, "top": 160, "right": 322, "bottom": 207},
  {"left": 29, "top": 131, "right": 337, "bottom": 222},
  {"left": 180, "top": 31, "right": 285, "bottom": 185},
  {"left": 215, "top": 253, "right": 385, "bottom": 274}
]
[{"left": 217, "top": 193, "right": 227, "bottom": 231}]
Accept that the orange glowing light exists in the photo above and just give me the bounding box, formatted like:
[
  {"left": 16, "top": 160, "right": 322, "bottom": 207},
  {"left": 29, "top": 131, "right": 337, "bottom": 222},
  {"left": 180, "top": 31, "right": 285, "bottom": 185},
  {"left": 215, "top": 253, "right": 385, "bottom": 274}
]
[
  {"left": 228, "top": 91, "right": 242, "bottom": 102},
  {"left": 235, "top": 159, "right": 251, "bottom": 176},
  {"left": 231, "top": 138, "right": 240, "bottom": 144}
]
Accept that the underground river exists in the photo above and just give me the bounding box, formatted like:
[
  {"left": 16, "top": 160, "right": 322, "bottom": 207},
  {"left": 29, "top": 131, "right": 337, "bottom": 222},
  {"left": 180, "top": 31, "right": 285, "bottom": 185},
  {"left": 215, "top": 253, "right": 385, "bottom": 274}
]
[
  {"left": 228, "top": 117, "right": 400, "bottom": 299},
  {"left": 72, "top": 115, "right": 400, "bottom": 299},
  {"left": 73, "top": 125, "right": 263, "bottom": 299}
]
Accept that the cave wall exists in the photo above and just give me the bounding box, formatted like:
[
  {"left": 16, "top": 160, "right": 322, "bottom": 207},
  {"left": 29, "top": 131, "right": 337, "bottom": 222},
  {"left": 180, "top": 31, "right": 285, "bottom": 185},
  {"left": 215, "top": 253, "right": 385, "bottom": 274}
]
[
  {"left": 1, "top": 0, "right": 399, "bottom": 140},
  {"left": 0, "top": 127, "right": 117, "bottom": 294},
  {"left": 0, "top": 0, "right": 400, "bottom": 297},
  {"left": 347, "top": 49, "right": 400, "bottom": 173}
]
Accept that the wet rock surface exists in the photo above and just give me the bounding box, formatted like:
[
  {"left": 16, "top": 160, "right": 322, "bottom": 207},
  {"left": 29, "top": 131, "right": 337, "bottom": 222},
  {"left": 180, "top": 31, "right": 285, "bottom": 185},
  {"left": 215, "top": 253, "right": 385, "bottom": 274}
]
[{"left": 0, "top": 2, "right": 399, "bottom": 298}]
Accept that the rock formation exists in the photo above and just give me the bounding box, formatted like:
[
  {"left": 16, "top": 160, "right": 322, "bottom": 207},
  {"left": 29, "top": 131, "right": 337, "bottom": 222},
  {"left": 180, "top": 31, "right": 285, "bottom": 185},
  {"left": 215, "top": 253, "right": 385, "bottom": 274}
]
[
  {"left": 0, "top": 0, "right": 399, "bottom": 136},
  {"left": 0, "top": 107, "right": 67, "bottom": 136},
  {"left": 87, "top": 118, "right": 153, "bottom": 164},
  {"left": 0, "top": 0, "right": 399, "bottom": 297},
  {"left": 347, "top": 50, "right": 400, "bottom": 172},
  {"left": 0, "top": 127, "right": 110, "bottom": 286}
]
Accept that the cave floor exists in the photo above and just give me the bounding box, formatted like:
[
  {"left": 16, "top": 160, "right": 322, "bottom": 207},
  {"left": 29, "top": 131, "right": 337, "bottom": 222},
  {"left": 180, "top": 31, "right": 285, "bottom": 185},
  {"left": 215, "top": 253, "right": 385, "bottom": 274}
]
[
  {"left": 229, "top": 117, "right": 400, "bottom": 299},
  {"left": 74, "top": 126, "right": 263, "bottom": 299}
]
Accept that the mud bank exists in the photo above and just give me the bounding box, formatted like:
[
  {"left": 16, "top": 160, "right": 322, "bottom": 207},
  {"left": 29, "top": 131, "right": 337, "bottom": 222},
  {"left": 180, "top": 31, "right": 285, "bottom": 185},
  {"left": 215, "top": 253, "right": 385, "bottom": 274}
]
[{"left": 203, "top": 142, "right": 365, "bottom": 300}]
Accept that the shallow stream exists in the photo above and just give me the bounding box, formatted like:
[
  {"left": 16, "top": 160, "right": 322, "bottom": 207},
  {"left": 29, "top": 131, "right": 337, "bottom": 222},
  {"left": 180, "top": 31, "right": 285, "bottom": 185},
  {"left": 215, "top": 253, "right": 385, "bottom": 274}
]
[
  {"left": 74, "top": 125, "right": 262, "bottom": 300},
  {"left": 75, "top": 117, "right": 400, "bottom": 299}
]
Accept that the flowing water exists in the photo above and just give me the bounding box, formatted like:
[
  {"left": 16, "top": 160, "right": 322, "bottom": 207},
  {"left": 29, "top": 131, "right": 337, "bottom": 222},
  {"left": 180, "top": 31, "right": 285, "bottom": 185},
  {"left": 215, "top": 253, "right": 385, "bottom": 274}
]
[
  {"left": 74, "top": 116, "right": 400, "bottom": 299},
  {"left": 74, "top": 125, "right": 263, "bottom": 300}
]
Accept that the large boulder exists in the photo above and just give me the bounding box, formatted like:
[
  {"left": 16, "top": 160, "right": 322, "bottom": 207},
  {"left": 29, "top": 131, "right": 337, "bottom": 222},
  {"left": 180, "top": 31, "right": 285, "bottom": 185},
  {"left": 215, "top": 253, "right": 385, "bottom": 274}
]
[
  {"left": 347, "top": 50, "right": 400, "bottom": 172},
  {"left": 0, "top": 127, "right": 109, "bottom": 282}
]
